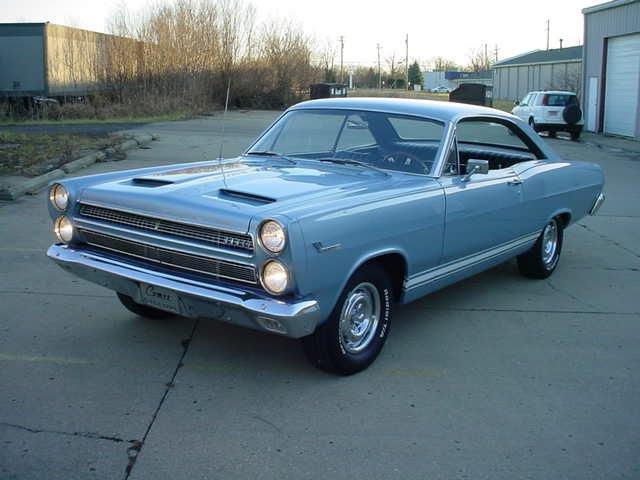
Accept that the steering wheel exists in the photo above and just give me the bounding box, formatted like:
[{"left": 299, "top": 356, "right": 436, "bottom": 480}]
[{"left": 381, "top": 152, "right": 431, "bottom": 173}]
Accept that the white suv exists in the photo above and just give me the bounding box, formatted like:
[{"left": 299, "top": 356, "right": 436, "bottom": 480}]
[{"left": 512, "top": 91, "right": 583, "bottom": 140}]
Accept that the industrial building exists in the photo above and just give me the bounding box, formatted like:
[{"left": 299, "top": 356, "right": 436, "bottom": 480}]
[
  {"left": 0, "top": 22, "right": 139, "bottom": 99},
  {"left": 582, "top": 0, "right": 640, "bottom": 138},
  {"left": 492, "top": 46, "right": 583, "bottom": 102}
]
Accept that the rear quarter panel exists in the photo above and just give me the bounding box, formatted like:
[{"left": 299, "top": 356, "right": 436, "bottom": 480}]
[{"left": 514, "top": 159, "right": 604, "bottom": 229}]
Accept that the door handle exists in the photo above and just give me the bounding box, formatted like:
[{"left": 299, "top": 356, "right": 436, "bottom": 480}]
[{"left": 507, "top": 178, "right": 522, "bottom": 186}]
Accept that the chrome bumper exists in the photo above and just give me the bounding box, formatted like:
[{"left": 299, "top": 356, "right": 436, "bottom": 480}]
[
  {"left": 47, "top": 244, "right": 321, "bottom": 338},
  {"left": 589, "top": 192, "right": 605, "bottom": 215}
]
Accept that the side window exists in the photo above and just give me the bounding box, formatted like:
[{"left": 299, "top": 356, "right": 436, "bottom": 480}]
[
  {"left": 336, "top": 114, "right": 376, "bottom": 151},
  {"left": 529, "top": 93, "right": 538, "bottom": 105},
  {"left": 520, "top": 94, "right": 530, "bottom": 106},
  {"left": 443, "top": 137, "right": 459, "bottom": 175},
  {"left": 388, "top": 117, "right": 443, "bottom": 141},
  {"left": 457, "top": 121, "right": 530, "bottom": 150}
]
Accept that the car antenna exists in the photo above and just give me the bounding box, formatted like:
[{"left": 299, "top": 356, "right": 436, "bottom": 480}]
[{"left": 217, "top": 77, "right": 232, "bottom": 188}]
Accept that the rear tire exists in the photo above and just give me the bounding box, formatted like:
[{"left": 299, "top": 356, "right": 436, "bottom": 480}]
[
  {"left": 548, "top": 130, "right": 557, "bottom": 138},
  {"left": 570, "top": 130, "right": 581, "bottom": 141},
  {"left": 517, "top": 218, "right": 564, "bottom": 279},
  {"left": 302, "top": 265, "right": 393, "bottom": 375},
  {"left": 528, "top": 117, "right": 538, "bottom": 132},
  {"left": 117, "top": 292, "right": 175, "bottom": 319}
]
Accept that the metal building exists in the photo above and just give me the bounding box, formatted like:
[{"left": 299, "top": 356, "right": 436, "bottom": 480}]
[
  {"left": 582, "top": 0, "right": 640, "bottom": 138},
  {"left": 0, "top": 22, "right": 140, "bottom": 98},
  {"left": 492, "top": 46, "right": 583, "bottom": 102}
]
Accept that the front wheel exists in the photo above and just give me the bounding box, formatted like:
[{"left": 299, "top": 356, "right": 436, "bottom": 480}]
[
  {"left": 302, "top": 265, "right": 393, "bottom": 375},
  {"left": 517, "top": 218, "right": 564, "bottom": 279}
]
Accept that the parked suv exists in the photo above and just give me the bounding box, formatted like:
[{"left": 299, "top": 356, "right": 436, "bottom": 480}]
[{"left": 512, "top": 91, "right": 583, "bottom": 140}]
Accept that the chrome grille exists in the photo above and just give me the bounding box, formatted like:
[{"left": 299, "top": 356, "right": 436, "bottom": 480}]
[
  {"left": 78, "top": 203, "right": 254, "bottom": 252},
  {"left": 80, "top": 229, "right": 257, "bottom": 284}
]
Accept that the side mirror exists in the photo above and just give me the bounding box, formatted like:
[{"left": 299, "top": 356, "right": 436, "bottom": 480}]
[
  {"left": 514, "top": 100, "right": 520, "bottom": 106},
  {"left": 462, "top": 159, "right": 489, "bottom": 182}
]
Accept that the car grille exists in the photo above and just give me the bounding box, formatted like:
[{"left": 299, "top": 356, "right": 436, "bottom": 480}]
[
  {"left": 80, "top": 229, "right": 258, "bottom": 285},
  {"left": 78, "top": 203, "right": 254, "bottom": 252}
]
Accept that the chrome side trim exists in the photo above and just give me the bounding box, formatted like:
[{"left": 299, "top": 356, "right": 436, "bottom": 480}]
[
  {"left": 404, "top": 231, "right": 540, "bottom": 290},
  {"left": 589, "top": 193, "right": 605, "bottom": 215}
]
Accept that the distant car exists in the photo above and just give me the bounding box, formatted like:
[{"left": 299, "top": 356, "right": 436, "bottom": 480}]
[
  {"left": 512, "top": 91, "right": 583, "bottom": 140},
  {"left": 46, "top": 98, "right": 605, "bottom": 375},
  {"left": 431, "top": 85, "right": 451, "bottom": 93}
]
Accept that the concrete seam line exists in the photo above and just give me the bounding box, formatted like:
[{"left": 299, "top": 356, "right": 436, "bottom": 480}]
[
  {"left": 123, "top": 318, "right": 200, "bottom": 480},
  {"left": 0, "top": 422, "right": 127, "bottom": 444}
]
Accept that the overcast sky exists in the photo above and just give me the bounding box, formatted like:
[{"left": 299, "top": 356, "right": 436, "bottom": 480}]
[{"left": 1, "top": 0, "right": 596, "bottom": 67}]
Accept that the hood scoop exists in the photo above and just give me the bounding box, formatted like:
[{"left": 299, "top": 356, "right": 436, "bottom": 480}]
[
  {"left": 219, "top": 188, "right": 276, "bottom": 205},
  {"left": 128, "top": 177, "right": 174, "bottom": 187}
]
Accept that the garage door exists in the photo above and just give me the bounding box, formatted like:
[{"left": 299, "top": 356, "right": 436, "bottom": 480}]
[{"left": 604, "top": 33, "right": 640, "bottom": 137}]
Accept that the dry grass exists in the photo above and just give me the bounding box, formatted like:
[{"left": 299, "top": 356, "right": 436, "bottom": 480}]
[{"left": 0, "top": 131, "right": 121, "bottom": 177}]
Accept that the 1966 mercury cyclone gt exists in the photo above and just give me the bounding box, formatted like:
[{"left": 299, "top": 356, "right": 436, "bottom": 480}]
[{"left": 47, "top": 98, "right": 605, "bottom": 374}]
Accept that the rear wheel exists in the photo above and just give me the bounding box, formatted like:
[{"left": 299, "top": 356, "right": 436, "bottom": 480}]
[
  {"left": 548, "top": 130, "right": 557, "bottom": 138},
  {"left": 528, "top": 117, "right": 538, "bottom": 133},
  {"left": 570, "top": 129, "right": 581, "bottom": 141},
  {"left": 517, "top": 218, "right": 564, "bottom": 279},
  {"left": 117, "top": 292, "right": 175, "bottom": 319},
  {"left": 302, "top": 265, "right": 393, "bottom": 375}
]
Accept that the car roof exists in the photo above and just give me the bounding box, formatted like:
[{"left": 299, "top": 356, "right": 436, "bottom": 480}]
[
  {"left": 529, "top": 90, "right": 577, "bottom": 95},
  {"left": 288, "top": 97, "right": 510, "bottom": 122}
]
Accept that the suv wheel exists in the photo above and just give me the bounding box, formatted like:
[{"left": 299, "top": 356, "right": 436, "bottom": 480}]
[
  {"left": 528, "top": 117, "right": 538, "bottom": 132},
  {"left": 302, "top": 265, "right": 393, "bottom": 375}
]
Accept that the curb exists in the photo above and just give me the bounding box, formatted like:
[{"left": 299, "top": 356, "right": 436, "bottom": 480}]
[{"left": 0, "top": 132, "right": 158, "bottom": 201}]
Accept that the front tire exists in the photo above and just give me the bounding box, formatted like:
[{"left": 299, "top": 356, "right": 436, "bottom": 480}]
[
  {"left": 116, "top": 292, "right": 175, "bottom": 319},
  {"left": 302, "top": 265, "right": 393, "bottom": 375},
  {"left": 528, "top": 117, "right": 538, "bottom": 132},
  {"left": 517, "top": 218, "right": 564, "bottom": 279}
]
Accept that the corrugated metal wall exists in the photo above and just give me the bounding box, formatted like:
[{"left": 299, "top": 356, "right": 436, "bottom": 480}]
[
  {"left": 0, "top": 24, "right": 46, "bottom": 95},
  {"left": 583, "top": 0, "right": 640, "bottom": 137},
  {"left": 493, "top": 61, "right": 582, "bottom": 101}
]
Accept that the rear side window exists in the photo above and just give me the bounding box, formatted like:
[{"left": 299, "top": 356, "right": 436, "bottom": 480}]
[
  {"left": 388, "top": 117, "right": 444, "bottom": 141},
  {"left": 543, "top": 94, "right": 578, "bottom": 107},
  {"left": 457, "top": 121, "right": 529, "bottom": 149}
]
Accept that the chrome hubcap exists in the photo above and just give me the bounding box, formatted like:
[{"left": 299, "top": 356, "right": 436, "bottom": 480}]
[
  {"left": 542, "top": 220, "right": 559, "bottom": 267},
  {"left": 339, "top": 282, "right": 380, "bottom": 354}
]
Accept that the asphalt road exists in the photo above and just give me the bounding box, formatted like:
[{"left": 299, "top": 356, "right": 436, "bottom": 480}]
[{"left": 1, "top": 110, "right": 638, "bottom": 480}]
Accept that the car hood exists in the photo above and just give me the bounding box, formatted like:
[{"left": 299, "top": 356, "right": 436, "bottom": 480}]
[{"left": 78, "top": 159, "right": 401, "bottom": 232}]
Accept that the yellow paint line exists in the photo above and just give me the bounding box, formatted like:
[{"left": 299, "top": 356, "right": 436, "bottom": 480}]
[{"left": 0, "top": 353, "right": 94, "bottom": 366}]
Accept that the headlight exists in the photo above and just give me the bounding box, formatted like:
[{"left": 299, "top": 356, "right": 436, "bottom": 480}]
[
  {"left": 49, "top": 184, "right": 69, "bottom": 211},
  {"left": 54, "top": 216, "right": 74, "bottom": 243},
  {"left": 259, "top": 220, "right": 286, "bottom": 253},
  {"left": 261, "top": 260, "right": 289, "bottom": 295}
]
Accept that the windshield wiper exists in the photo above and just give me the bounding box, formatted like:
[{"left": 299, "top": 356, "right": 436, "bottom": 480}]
[
  {"left": 244, "top": 151, "right": 296, "bottom": 165},
  {"left": 318, "top": 157, "right": 389, "bottom": 176}
]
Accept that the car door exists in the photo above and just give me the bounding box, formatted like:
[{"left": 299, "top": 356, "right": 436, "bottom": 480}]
[
  {"left": 512, "top": 93, "right": 531, "bottom": 122},
  {"left": 437, "top": 118, "right": 534, "bottom": 264}
]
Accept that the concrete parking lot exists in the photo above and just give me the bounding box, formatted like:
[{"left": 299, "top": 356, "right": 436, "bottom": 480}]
[{"left": 1, "top": 110, "right": 639, "bottom": 480}]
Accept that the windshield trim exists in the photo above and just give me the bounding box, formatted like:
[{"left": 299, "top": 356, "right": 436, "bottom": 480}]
[{"left": 244, "top": 108, "right": 448, "bottom": 177}]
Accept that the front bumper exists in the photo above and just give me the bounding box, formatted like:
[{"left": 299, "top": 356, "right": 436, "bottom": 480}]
[{"left": 47, "top": 244, "right": 321, "bottom": 338}]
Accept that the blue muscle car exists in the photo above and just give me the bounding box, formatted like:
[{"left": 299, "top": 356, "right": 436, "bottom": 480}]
[{"left": 46, "top": 98, "right": 605, "bottom": 374}]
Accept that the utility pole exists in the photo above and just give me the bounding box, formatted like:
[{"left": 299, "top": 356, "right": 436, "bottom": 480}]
[
  {"left": 494, "top": 44, "right": 499, "bottom": 62},
  {"left": 546, "top": 19, "right": 550, "bottom": 50},
  {"left": 559, "top": 38, "right": 563, "bottom": 49},
  {"left": 405, "top": 34, "right": 409, "bottom": 89},
  {"left": 484, "top": 43, "right": 488, "bottom": 69},
  {"left": 339, "top": 35, "right": 344, "bottom": 84},
  {"left": 377, "top": 43, "right": 382, "bottom": 89}
]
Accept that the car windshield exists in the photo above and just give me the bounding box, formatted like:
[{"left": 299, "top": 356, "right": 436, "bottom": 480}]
[{"left": 246, "top": 109, "right": 445, "bottom": 175}]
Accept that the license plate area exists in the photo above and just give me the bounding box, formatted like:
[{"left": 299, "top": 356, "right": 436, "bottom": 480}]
[{"left": 139, "top": 283, "right": 181, "bottom": 314}]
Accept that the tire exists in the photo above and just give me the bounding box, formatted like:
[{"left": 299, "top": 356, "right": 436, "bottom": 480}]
[
  {"left": 116, "top": 292, "right": 176, "bottom": 319},
  {"left": 562, "top": 104, "right": 582, "bottom": 125},
  {"left": 570, "top": 129, "right": 581, "bottom": 141},
  {"left": 528, "top": 117, "right": 538, "bottom": 132},
  {"left": 548, "top": 130, "right": 557, "bottom": 138},
  {"left": 517, "top": 218, "right": 564, "bottom": 279},
  {"left": 302, "top": 264, "right": 393, "bottom": 375}
]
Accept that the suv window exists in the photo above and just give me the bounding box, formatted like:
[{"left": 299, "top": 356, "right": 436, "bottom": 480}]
[
  {"left": 520, "top": 94, "right": 531, "bottom": 106},
  {"left": 543, "top": 94, "right": 578, "bottom": 107}
]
